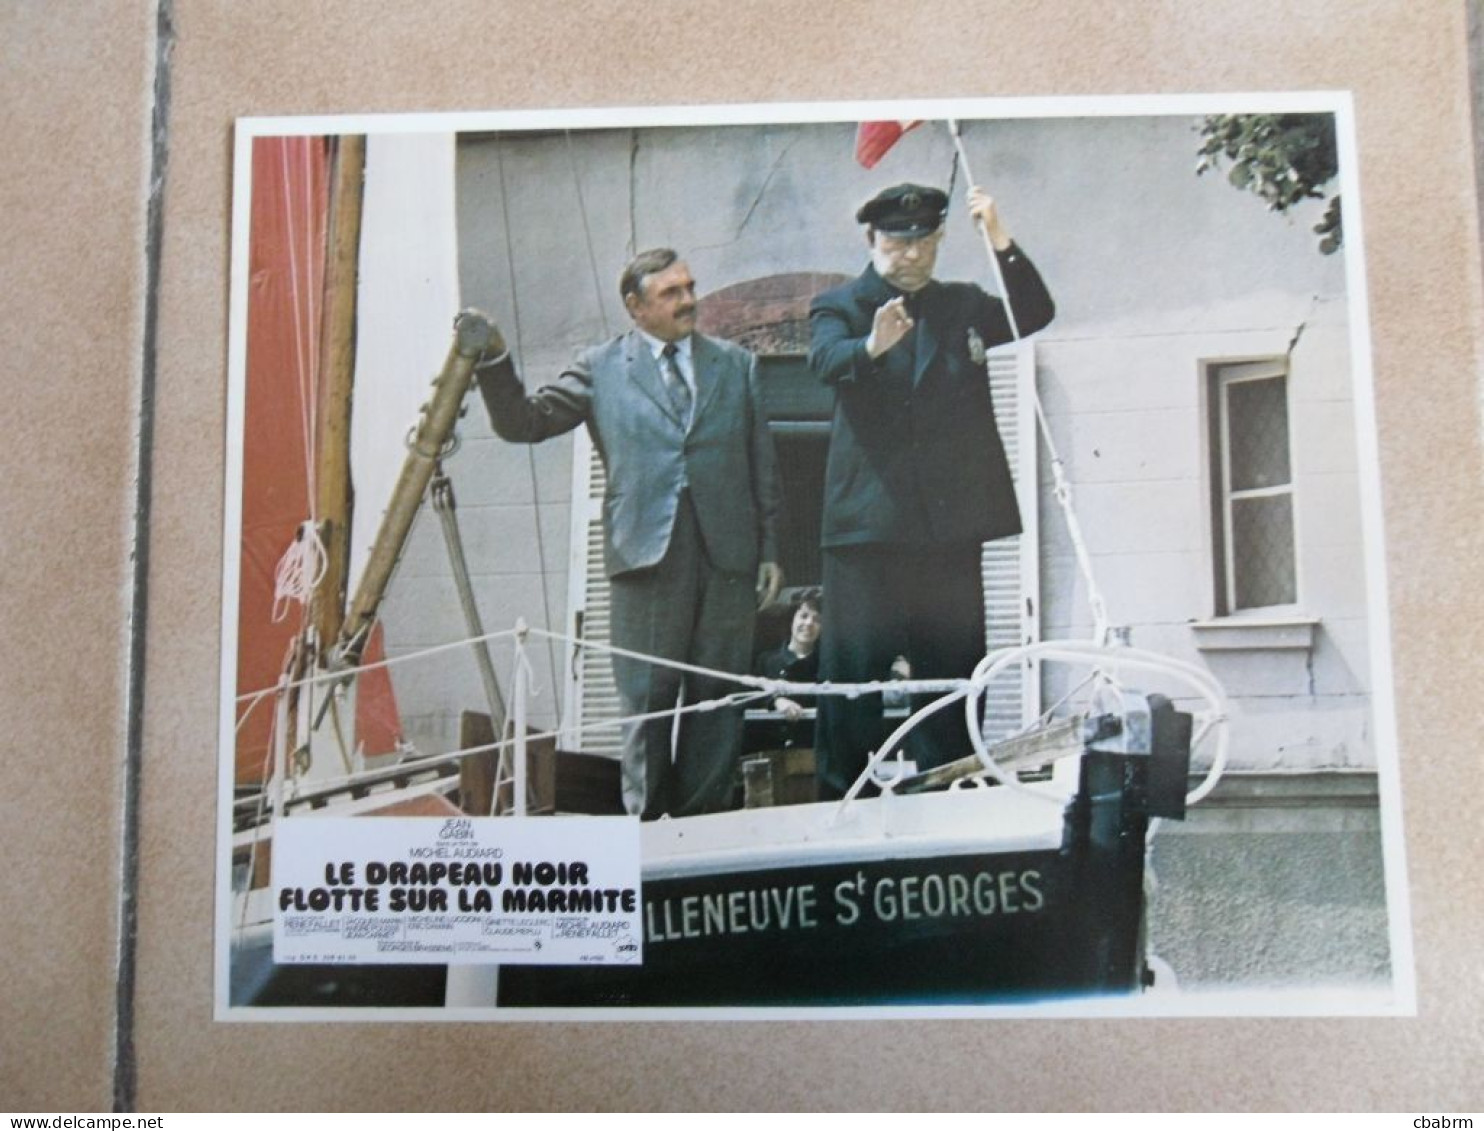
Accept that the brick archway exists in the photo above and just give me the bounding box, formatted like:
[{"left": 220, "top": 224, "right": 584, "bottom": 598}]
[{"left": 697, "top": 271, "right": 851, "bottom": 354}]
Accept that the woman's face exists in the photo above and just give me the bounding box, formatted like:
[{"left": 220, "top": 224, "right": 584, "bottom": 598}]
[{"left": 790, "top": 602, "right": 821, "bottom": 651}]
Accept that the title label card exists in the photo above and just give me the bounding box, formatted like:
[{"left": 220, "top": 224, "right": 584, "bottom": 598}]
[{"left": 272, "top": 816, "right": 642, "bottom": 965}]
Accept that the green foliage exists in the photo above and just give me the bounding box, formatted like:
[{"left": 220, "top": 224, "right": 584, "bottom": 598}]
[{"left": 1196, "top": 114, "right": 1342, "bottom": 254}]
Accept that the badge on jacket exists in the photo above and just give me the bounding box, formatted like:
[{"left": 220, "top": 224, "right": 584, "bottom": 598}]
[{"left": 966, "top": 327, "right": 987, "bottom": 366}]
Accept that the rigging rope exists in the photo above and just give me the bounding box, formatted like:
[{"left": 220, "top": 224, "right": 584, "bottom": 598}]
[
  {"left": 235, "top": 625, "right": 525, "bottom": 706},
  {"left": 494, "top": 137, "right": 563, "bottom": 697},
  {"left": 1032, "top": 396, "right": 1110, "bottom": 641},
  {"left": 236, "top": 618, "right": 1227, "bottom": 812},
  {"left": 966, "top": 641, "right": 1229, "bottom": 805},
  {"left": 946, "top": 119, "right": 1111, "bottom": 642},
  {"left": 279, "top": 137, "right": 319, "bottom": 521},
  {"left": 252, "top": 681, "right": 773, "bottom": 804},
  {"left": 237, "top": 665, "right": 291, "bottom": 928},
  {"left": 269, "top": 137, "right": 326, "bottom": 625},
  {"left": 238, "top": 617, "right": 1214, "bottom": 722},
  {"left": 566, "top": 130, "right": 615, "bottom": 339}
]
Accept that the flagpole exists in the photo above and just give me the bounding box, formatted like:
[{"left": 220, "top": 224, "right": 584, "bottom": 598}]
[
  {"left": 946, "top": 119, "right": 1022, "bottom": 341},
  {"left": 943, "top": 121, "right": 1109, "bottom": 639}
]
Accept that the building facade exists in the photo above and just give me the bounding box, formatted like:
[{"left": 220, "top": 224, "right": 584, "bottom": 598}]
[{"left": 368, "top": 115, "right": 1391, "bottom": 992}]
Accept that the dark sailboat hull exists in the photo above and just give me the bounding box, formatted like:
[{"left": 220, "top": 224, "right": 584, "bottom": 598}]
[
  {"left": 496, "top": 696, "right": 1189, "bottom": 1009},
  {"left": 496, "top": 843, "right": 1144, "bottom": 1007}
]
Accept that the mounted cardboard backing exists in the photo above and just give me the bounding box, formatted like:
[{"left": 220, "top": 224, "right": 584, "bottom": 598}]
[
  {"left": 0, "top": 1, "right": 153, "bottom": 1111},
  {"left": 6, "top": 0, "right": 1483, "bottom": 1112}
]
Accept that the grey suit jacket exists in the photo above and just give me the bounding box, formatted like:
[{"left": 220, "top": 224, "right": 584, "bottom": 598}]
[{"left": 477, "top": 330, "right": 781, "bottom": 579}]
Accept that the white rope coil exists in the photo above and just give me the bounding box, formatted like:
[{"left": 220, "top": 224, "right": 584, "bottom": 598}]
[{"left": 269, "top": 521, "right": 328, "bottom": 623}]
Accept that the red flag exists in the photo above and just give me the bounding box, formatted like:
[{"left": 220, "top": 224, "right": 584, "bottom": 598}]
[{"left": 855, "top": 120, "right": 923, "bottom": 168}]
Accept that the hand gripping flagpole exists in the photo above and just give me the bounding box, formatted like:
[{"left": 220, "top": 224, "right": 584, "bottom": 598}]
[
  {"left": 943, "top": 119, "right": 1110, "bottom": 643},
  {"left": 947, "top": 119, "right": 1021, "bottom": 341}
]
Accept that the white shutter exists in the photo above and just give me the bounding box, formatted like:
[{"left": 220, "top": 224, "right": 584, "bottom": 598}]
[
  {"left": 560, "top": 432, "right": 623, "bottom": 755},
  {"left": 561, "top": 346, "right": 1042, "bottom": 754},
  {"left": 981, "top": 341, "right": 1041, "bottom": 742}
]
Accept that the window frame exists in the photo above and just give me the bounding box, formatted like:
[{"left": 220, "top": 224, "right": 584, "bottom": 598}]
[{"left": 1206, "top": 356, "right": 1301, "bottom": 617}]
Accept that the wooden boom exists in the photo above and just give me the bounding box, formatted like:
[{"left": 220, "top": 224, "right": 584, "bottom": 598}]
[
  {"left": 893, "top": 713, "right": 1093, "bottom": 795},
  {"left": 335, "top": 310, "right": 494, "bottom": 663}
]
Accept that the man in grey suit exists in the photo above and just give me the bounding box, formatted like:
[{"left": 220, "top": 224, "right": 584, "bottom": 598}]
[{"left": 473, "top": 248, "right": 783, "bottom": 819}]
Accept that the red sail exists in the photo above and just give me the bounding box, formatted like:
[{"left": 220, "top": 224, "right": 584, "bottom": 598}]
[
  {"left": 234, "top": 136, "right": 404, "bottom": 784},
  {"left": 235, "top": 136, "right": 329, "bottom": 785}
]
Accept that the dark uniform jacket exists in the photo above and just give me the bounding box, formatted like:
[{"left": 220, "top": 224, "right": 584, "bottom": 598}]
[{"left": 808, "top": 245, "right": 1055, "bottom": 547}]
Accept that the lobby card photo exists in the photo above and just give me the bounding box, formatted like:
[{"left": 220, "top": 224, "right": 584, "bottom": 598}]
[{"left": 217, "top": 95, "right": 1411, "bottom": 1019}]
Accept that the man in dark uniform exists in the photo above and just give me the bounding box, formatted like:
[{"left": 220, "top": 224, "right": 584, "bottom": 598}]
[{"left": 809, "top": 183, "right": 1055, "bottom": 798}]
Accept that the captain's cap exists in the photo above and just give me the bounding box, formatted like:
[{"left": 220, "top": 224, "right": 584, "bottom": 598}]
[{"left": 855, "top": 183, "right": 948, "bottom": 239}]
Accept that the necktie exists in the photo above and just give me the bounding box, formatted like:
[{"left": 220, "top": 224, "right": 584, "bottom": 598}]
[{"left": 661, "top": 342, "right": 692, "bottom": 423}]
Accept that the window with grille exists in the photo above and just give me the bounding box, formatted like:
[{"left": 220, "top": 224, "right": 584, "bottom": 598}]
[{"left": 1208, "top": 358, "right": 1298, "bottom": 614}]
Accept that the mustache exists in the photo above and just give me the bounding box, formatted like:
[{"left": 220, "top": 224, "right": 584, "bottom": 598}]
[{"left": 674, "top": 305, "right": 696, "bottom": 318}]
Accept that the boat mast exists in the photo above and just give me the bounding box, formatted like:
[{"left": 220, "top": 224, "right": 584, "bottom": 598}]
[{"left": 308, "top": 134, "right": 366, "bottom": 652}]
